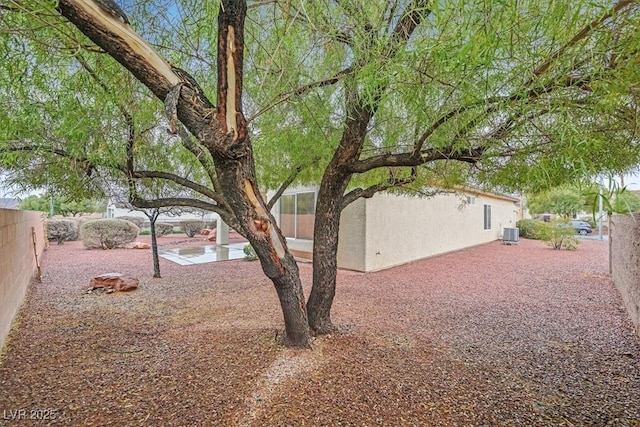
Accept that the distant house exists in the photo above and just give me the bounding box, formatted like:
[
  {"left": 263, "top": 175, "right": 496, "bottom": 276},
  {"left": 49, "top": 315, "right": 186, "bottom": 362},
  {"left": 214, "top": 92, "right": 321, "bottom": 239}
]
[
  {"left": 270, "top": 187, "right": 522, "bottom": 272},
  {"left": 0, "top": 198, "right": 19, "bottom": 210}
]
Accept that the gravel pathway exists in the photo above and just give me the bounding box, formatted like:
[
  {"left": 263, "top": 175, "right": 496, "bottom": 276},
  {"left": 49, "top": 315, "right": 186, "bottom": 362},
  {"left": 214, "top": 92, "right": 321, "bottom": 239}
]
[{"left": 0, "top": 237, "right": 638, "bottom": 426}]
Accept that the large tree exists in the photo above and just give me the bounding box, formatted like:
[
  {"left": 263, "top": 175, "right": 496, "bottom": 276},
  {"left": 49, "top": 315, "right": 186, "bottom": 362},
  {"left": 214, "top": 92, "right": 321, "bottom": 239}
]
[{"left": 2, "top": 1, "right": 640, "bottom": 345}]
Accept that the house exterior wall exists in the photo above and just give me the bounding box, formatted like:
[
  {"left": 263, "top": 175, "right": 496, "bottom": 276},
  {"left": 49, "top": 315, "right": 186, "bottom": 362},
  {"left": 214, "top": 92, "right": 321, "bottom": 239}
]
[
  {"left": 338, "top": 191, "right": 520, "bottom": 272},
  {"left": 0, "top": 209, "right": 46, "bottom": 352}
]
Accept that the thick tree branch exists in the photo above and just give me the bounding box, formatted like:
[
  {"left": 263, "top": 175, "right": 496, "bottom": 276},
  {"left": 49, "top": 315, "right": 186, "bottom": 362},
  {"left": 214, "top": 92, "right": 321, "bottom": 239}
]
[
  {"left": 2, "top": 144, "right": 96, "bottom": 176},
  {"left": 341, "top": 167, "right": 418, "bottom": 209},
  {"left": 131, "top": 170, "right": 221, "bottom": 203},
  {"left": 129, "top": 196, "right": 233, "bottom": 223},
  {"left": 348, "top": 146, "right": 483, "bottom": 173},
  {"left": 56, "top": 1, "right": 232, "bottom": 159}
]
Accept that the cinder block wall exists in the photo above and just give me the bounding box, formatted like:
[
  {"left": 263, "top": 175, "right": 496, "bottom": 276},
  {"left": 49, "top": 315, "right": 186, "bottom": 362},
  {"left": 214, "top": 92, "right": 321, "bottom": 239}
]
[
  {"left": 611, "top": 213, "right": 640, "bottom": 335},
  {"left": 0, "top": 209, "right": 46, "bottom": 352}
]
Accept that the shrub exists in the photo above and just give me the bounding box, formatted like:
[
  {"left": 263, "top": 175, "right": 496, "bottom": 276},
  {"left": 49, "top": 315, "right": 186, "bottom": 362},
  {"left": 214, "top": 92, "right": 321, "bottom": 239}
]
[
  {"left": 243, "top": 244, "right": 258, "bottom": 261},
  {"left": 516, "top": 219, "right": 543, "bottom": 239},
  {"left": 116, "top": 215, "right": 145, "bottom": 228},
  {"left": 46, "top": 219, "right": 79, "bottom": 244},
  {"left": 537, "top": 221, "right": 579, "bottom": 251},
  {"left": 180, "top": 220, "right": 205, "bottom": 237},
  {"left": 139, "top": 230, "right": 151, "bottom": 236},
  {"left": 80, "top": 219, "right": 139, "bottom": 249},
  {"left": 155, "top": 222, "right": 174, "bottom": 237}
]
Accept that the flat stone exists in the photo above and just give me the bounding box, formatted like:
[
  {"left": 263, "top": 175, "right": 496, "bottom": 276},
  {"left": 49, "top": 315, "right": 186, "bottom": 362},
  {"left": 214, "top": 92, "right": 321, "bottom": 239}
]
[
  {"left": 89, "top": 273, "right": 139, "bottom": 292},
  {"left": 129, "top": 241, "right": 151, "bottom": 249}
]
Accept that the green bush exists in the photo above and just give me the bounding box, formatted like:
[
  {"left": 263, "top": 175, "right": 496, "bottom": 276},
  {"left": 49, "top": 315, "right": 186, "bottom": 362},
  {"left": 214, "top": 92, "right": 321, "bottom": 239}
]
[
  {"left": 155, "top": 222, "right": 174, "bottom": 237},
  {"left": 516, "top": 219, "right": 543, "bottom": 240},
  {"left": 180, "top": 220, "right": 206, "bottom": 237},
  {"left": 80, "top": 219, "right": 139, "bottom": 249},
  {"left": 139, "top": 230, "right": 151, "bottom": 235},
  {"left": 537, "top": 221, "right": 579, "bottom": 251},
  {"left": 46, "top": 219, "right": 79, "bottom": 244},
  {"left": 243, "top": 244, "right": 258, "bottom": 261},
  {"left": 116, "top": 215, "right": 145, "bottom": 228}
]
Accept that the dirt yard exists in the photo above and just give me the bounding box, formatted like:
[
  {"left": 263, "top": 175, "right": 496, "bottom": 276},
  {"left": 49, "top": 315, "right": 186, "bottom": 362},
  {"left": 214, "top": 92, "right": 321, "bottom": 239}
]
[{"left": 0, "top": 236, "right": 639, "bottom": 426}]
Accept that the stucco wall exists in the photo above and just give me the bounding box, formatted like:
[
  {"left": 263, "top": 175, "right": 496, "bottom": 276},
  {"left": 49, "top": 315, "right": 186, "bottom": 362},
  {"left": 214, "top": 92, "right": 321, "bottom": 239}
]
[
  {"left": 338, "top": 191, "right": 520, "bottom": 272},
  {"left": 611, "top": 213, "right": 640, "bottom": 334},
  {"left": 0, "top": 209, "right": 46, "bottom": 352}
]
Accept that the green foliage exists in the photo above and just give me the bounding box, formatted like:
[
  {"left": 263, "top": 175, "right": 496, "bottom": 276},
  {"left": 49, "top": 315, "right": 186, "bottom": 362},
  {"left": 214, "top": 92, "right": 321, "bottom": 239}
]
[
  {"left": 527, "top": 187, "right": 586, "bottom": 218},
  {"left": 155, "top": 222, "right": 174, "bottom": 237},
  {"left": 243, "top": 244, "right": 258, "bottom": 261},
  {"left": 20, "top": 194, "right": 103, "bottom": 217},
  {"left": 139, "top": 230, "right": 151, "bottom": 236},
  {"left": 180, "top": 220, "right": 205, "bottom": 237},
  {"left": 516, "top": 219, "right": 543, "bottom": 240},
  {"left": 537, "top": 221, "right": 579, "bottom": 251},
  {"left": 80, "top": 219, "right": 139, "bottom": 250}
]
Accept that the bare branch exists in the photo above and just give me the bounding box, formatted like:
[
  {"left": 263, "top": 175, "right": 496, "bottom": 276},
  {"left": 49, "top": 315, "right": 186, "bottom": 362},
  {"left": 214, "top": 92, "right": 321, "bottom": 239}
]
[
  {"left": 249, "top": 67, "right": 353, "bottom": 122},
  {"left": 528, "top": 0, "right": 637, "bottom": 81},
  {"left": 131, "top": 170, "right": 220, "bottom": 202},
  {"left": 266, "top": 164, "right": 304, "bottom": 210},
  {"left": 341, "top": 167, "right": 418, "bottom": 209}
]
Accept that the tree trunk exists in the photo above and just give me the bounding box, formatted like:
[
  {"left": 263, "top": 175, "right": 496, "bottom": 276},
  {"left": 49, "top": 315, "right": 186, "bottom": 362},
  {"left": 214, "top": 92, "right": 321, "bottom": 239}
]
[
  {"left": 215, "top": 156, "right": 311, "bottom": 347},
  {"left": 149, "top": 216, "right": 161, "bottom": 278},
  {"left": 55, "top": 0, "right": 311, "bottom": 347},
  {"left": 307, "top": 168, "right": 350, "bottom": 334}
]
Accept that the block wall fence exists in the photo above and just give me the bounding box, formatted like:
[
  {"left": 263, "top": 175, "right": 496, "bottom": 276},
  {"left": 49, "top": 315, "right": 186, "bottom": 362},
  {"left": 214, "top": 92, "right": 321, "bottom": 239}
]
[
  {"left": 611, "top": 213, "right": 640, "bottom": 336},
  {"left": 0, "top": 209, "right": 46, "bottom": 353}
]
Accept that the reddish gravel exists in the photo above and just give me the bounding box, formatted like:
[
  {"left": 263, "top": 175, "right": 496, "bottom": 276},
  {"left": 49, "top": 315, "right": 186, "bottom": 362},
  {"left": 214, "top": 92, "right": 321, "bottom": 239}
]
[{"left": 0, "top": 236, "right": 639, "bottom": 426}]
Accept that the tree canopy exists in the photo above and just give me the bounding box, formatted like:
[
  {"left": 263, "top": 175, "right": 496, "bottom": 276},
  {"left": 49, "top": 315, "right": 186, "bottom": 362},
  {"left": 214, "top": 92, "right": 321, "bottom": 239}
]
[{"left": 2, "top": 0, "right": 640, "bottom": 346}]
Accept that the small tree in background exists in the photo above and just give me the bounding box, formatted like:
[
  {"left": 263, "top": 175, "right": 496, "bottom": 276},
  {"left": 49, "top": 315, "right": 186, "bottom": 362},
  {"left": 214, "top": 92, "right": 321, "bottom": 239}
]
[
  {"left": 20, "top": 194, "right": 104, "bottom": 217},
  {"left": 538, "top": 221, "right": 579, "bottom": 251},
  {"left": 528, "top": 186, "right": 586, "bottom": 218},
  {"left": 181, "top": 220, "right": 205, "bottom": 238}
]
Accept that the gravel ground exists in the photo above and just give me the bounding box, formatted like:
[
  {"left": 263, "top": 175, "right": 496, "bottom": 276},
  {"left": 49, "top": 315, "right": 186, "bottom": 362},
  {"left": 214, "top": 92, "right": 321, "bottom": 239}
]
[{"left": 0, "top": 236, "right": 639, "bottom": 426}]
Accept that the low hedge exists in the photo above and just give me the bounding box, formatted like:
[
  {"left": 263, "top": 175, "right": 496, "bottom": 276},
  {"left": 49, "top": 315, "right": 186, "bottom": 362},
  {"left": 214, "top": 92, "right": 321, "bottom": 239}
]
[{"left": 80, "top": 219, "right": 139, "bottom": 249}]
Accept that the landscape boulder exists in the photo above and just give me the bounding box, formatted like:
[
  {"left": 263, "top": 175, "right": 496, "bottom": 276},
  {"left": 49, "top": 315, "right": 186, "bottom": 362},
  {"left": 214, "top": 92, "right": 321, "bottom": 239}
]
[
  {"left": 129, "top": 241, "right": 151, "bottom": 249},
  {"left": 88, "top": 273, "right": 139, "bottom": 293}
]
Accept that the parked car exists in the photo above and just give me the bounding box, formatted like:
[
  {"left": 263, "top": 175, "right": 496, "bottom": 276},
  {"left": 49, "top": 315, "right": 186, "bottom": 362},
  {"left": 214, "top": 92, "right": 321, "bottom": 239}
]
[{"left": 569, "top": 220, "right": 593, "bottom": 235}]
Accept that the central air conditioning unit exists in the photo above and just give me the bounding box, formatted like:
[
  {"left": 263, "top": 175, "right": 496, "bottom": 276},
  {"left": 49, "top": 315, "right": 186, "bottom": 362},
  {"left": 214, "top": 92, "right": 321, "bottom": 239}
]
[{"left": 503, "top": 227, "right": 520, "bottom": 244}]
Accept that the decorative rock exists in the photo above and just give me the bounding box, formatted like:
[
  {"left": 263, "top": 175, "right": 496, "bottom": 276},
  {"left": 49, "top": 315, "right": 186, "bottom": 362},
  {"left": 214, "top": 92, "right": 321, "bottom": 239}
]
[
  {"left": 200, "top": 229, "right": 211, "bottom": 235},
  {"left": 88, "top": 273, "right": 139, "bottom": 293},
  {"left": 207, "top": 229, "right": 219, "bottom": 241},
  {"left": 130, "top": 241, "right": 151, "bottom": 249}
]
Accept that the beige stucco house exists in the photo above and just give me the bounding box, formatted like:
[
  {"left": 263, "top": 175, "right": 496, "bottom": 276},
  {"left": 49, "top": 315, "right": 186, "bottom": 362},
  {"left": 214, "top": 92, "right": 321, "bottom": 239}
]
[{"left": 272, "top": 187, "right": 522, "bottom": 272}]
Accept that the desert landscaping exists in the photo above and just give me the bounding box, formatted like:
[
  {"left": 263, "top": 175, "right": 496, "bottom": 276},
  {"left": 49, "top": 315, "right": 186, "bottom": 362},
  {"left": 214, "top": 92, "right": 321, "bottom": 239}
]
[{"left": 0, "top": 236, "right": 639, "bottom": 426}]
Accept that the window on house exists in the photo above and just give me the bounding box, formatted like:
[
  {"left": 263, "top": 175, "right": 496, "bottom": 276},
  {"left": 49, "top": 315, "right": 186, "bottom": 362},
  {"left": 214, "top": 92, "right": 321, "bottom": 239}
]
[
  {"left": 280, "top": 192, "right": 316, "bottom": 239},
  {"left": 483, "top": 204, "right": 491, "bottom": 230},
  {"left": 466, "top": 196, "right": 476, "bottom": 205}
]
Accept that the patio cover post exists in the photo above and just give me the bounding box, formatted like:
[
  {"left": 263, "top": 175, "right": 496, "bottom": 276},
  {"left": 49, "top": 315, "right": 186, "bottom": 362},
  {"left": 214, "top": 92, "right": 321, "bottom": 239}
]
[{"left": 217, "top": 218, "right": 230, "bottom": 245}]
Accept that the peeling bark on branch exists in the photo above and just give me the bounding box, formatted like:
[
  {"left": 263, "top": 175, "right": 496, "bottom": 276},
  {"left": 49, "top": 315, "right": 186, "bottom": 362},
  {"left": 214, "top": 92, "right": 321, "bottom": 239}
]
[{"left": 55, "top": 0, "right": 311, "bottom": 347}]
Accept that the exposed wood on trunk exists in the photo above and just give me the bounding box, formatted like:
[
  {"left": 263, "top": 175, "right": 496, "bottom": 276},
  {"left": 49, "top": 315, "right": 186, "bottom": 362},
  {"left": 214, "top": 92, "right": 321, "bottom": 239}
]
[
  {"left": 225, "top": 26, "right": 239, "bottom": 139},
  {"left": 55, "top": 0, "right": 311, "bottom": 347}
]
